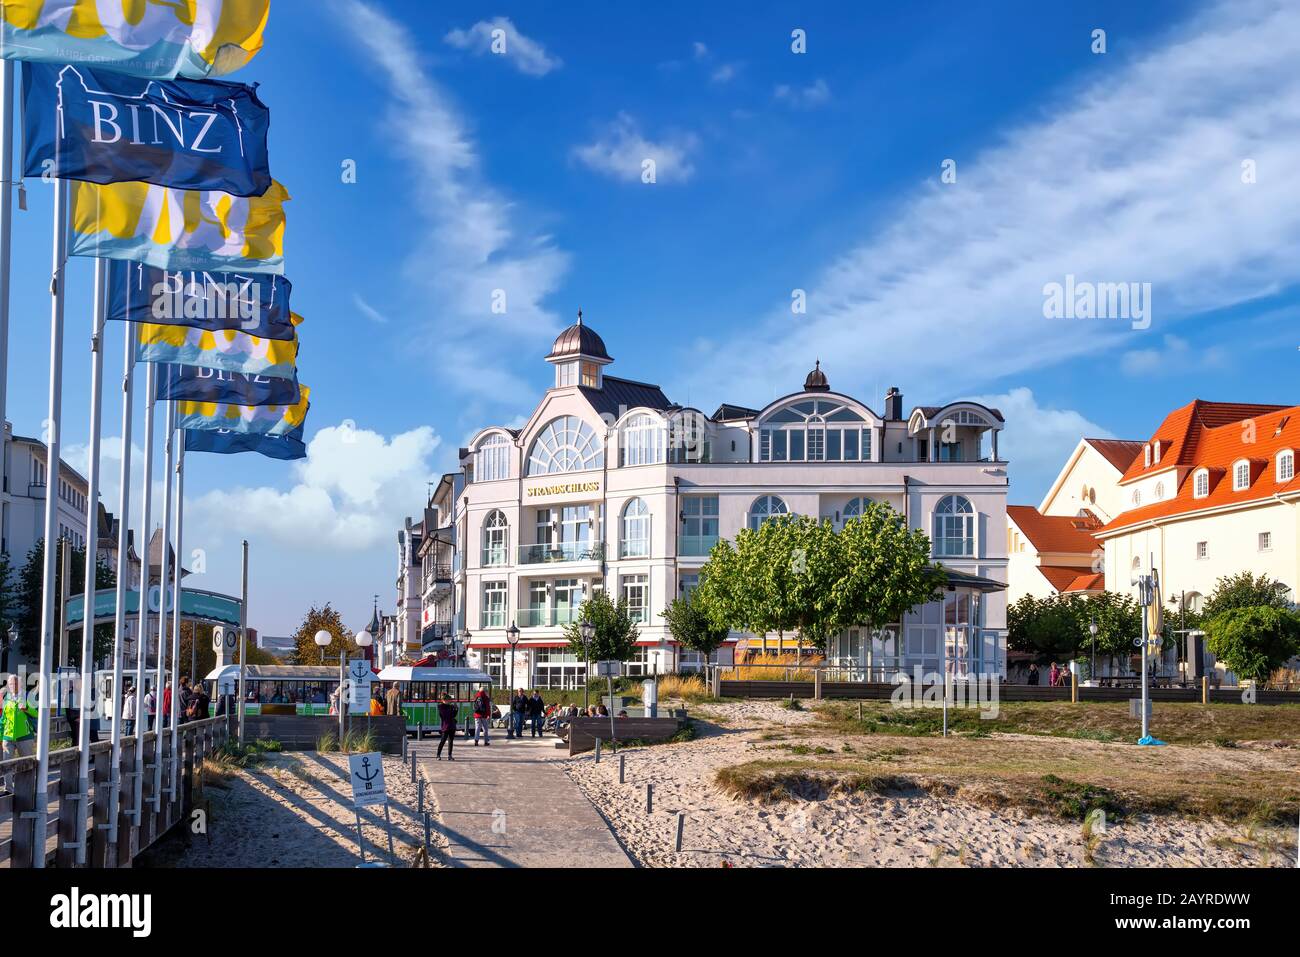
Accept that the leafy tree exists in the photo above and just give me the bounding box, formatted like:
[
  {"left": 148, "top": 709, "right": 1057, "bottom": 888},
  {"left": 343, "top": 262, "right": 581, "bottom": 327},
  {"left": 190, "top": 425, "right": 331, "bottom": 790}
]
[
  {"left": 695, "top": 519, "right": 799, "bottom": 655},
  {"left": 1204, "top": 606, "right": 1300, "bottom": 683},
  {"left": 830, "top": 502, "right": 942, "bottom": 654},
  {"left": 15, "top": 538, "right": 116, "bottom": 665},
  {"left": 1008, "top": 594, "right": 1085, "bottom": 661},
  {"left": 562, "top": 590, "right": 639, "bottom": 665},
  {"left": 1201, "top": 572, "right": 1293, "bottom": 621},
  {"left": 0, "top": 551, "right": 18, "bottom": 671},
  {"left": 290, "top": 604, "right": 357, "bottom": 665},
  {"left": 660, "top": 593, "right": 730, "bottom": 670}
]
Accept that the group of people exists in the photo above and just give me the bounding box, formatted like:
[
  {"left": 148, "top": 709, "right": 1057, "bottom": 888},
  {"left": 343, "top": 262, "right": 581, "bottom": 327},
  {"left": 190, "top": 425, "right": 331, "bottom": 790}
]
[
  {"left": 117, "top": 675, "right": 212, "bottom": 737},
  {"left": 1025, "top": 662, "right": 1073, "bottom": 687}
]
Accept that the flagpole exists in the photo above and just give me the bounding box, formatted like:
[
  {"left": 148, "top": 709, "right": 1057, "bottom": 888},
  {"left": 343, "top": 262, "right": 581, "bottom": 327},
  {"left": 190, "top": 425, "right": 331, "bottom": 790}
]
[
  {"left": 107, "top": 318, "right": 134, "bottom": 852},
  {"left": 0, "top": 60, "right": 15, "bottom": 455},
  {"left": 132, "top": 356, "right": 155, "bottom": 826},
  {"left": 151, "top": 394, "right": 174, "bottom": 810},
  {"left": 32, "top": 175, "right": 70, "bottom": 869},
  {"left": 72, "top": 257, "right": 107, "bottom": 864},
  {"left": 167, "top": 403, "right": 183, "bottom": 799}
]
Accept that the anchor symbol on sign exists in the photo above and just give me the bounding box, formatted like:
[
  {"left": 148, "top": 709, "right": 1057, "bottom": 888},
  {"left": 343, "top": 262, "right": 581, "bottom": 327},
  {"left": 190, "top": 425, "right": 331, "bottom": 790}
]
[
  {"left": 350, "top": 662, "right": 370, "bottom": 681},
  {"left": 355, "top": 756, "right": 380, "bottom": 791}
]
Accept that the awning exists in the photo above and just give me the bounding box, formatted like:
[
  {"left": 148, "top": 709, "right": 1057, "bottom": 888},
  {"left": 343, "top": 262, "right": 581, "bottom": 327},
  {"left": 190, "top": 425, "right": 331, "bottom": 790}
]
[{"left": 933, "top": 567, "right": 1007, "bottom": 593}]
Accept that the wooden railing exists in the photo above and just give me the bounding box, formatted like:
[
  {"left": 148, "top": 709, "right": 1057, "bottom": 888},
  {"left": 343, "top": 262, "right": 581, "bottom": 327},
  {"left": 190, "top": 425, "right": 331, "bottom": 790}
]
[{"left": 0, "top": 713, "right": 233, "bottom": 868}]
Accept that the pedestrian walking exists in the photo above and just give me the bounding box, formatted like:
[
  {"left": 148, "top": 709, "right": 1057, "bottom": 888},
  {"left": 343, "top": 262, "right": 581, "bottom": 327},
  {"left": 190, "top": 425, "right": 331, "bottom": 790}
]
[
  {"left": 121, "top": 684, "right": 137, "bottom": 737},
  {"left": 436, "top": 693, "right": 457, "bottom": 761},
  {"left": 143, "top": 684, "right": 157, "bottom": 731},
  {"left": 528, "top": 689, "right": 545, "bottom": 737},
  {"left": 472, "top": 686, "right": 492, "bottom": 746},
  {"left": 511, "top": 689, "right": 527, "bottom": 738},
  {"left": 188, "top": 681, "right": 211, "bottom": 721},
  {"left": 385, "top": 682, "right": 402, "bottom": 716},
  {"left": 2, "top": 673, "right": 37, "bottom": 760}
]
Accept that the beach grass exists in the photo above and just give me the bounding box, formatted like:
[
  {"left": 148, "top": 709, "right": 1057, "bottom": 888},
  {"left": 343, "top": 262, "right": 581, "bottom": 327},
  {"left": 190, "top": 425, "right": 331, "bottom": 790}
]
[{"left": 813, "top": 699, "right": 1300, "bottom": 747}]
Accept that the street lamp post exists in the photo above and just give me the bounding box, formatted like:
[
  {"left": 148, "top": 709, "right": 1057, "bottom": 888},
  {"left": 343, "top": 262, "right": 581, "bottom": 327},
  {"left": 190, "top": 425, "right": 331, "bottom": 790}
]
[
  {"left": 355, "top": 626, "right": 373, "bottom": 732},
  {"left": 1089, "top": 618, "right": 1099, "bottom": 682},
  {"left": 314, "top": 629, "right": 331, "bottom": 666},
  {"left": 458, "top": 628, "right": 471, "bottom": 668},
  {"left": 579, "top": 618, "right": 595, "bottom": 711},
  {"left": 506, "top": 623, "right": 520, "bottom": 738}
]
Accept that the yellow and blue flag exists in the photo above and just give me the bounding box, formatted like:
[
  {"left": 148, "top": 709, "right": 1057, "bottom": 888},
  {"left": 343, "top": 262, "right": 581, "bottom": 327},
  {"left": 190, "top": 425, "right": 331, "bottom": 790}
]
[
  {"left": 1, "top": 0, "right": 270, "bottom": 79},
  {"left": 184, "top": 427, "right": 306, "bottom": 461},
  {"left": 70, "top": 179, "right": 288, "bottom": 273},
  {"left": 136, "top": 322, "right": 298, "bottom": 380},
  {"left": 176, "top": 383, "right": 309, "bottom": 437}
]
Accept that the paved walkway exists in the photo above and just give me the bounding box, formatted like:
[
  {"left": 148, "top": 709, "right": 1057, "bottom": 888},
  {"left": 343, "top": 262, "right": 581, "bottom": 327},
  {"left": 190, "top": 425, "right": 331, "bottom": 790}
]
[{"left": 416, "top": 733, "right": 632, "bottom": 868}]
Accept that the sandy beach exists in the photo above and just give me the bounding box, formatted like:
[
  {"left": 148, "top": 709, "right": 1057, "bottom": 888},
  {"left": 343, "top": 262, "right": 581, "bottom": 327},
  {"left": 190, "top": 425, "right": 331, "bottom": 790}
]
[
  {"left": 562, "top": 701, "right": 1298, "bottom": 868},
  {"left": 143, "top": 751, "right": 435, "bottom": 868}
]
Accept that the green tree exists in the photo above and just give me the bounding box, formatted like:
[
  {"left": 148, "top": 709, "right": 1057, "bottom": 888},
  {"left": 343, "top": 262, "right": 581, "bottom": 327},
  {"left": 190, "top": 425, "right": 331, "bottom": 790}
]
[
  {"left": 0, "top": 551, "right": 18, "bottom": 671},
  {"left": 1204, "top": 606, "right": 1300, "bottom": 683},
  {"left": 830, "top": 502, "right": 942, "bottom": 656},
  {"left": 1008, "top": 594, "right": 1085, "bottom": 661},
  {"left": 696, "top": 516, "right": 804, "bottom": 656},
  {"left": 290, "top": 603, "right": 357, "bottom": 665},
  {"left": 562, "top": 590, "right": 639, "bottom": 665},
  {"left": 660, "top": 593, "right": 730, "bottom": 670},
  {"left": 1201, "top": 572, "right": 1293, "bottom": 621},
  {"left": 16, "top": 538, "right": 116, "bottom": 665}
]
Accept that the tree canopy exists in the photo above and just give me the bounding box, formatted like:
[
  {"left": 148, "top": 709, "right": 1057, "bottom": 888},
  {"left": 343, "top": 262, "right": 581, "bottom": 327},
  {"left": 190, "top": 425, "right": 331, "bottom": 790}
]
[
  {"left": 562, "top": 590, "right": 639, "bottom": 664},
  {"left": 290, "top": 604, "right": 358, "bottom": 665},
  {"left": 1204, "top": 606, "right": 1300, "bottom": 683},
  {"left": 660, "top": 593, "right": 730, "bottom": 666}
]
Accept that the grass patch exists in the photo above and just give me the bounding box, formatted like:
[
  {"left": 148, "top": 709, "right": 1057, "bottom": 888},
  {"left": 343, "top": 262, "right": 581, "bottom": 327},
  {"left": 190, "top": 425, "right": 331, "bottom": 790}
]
[
  {"left": 815, "top": 699, "right": 1300, "bottom": 747},
  {"left": 210, "top": 737, "right": 281, "bottom": 769}
]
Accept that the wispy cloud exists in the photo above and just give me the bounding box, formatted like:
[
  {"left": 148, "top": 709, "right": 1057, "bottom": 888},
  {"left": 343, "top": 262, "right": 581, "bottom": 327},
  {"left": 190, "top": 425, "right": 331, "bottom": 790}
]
[
  {"left": 443, "top": 16, "right": 561, "bottom": 76},
  {"left": 573, "top": 113, "right": 699, "bottom": 184},
  {"left": 774, "top": 78, "right": 830, "bottom": 109},
  {"left": 353, "top": 293, "right": 389, "bottom": 325},
  {"left": 707, "top": 0, "right": 1300, "bottom": 407},
  {"left": 336, "top": 0, "right": 569, "bottom": 405}
]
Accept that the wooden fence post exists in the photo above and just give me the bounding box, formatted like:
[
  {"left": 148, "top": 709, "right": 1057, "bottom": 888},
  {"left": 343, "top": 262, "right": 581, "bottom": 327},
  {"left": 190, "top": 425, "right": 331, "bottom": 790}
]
[
  {"left": 90, "top": 746, "right": 112, "bottom": 868},
  {"left": 1202, "top": 675, "right": 1209, "bottom": 704},
  {"left": 10, "top": 758, "right": 37, "bottom": 868},
  {"left": 56, "top": 751, "right": 81, "bottom": 868}
]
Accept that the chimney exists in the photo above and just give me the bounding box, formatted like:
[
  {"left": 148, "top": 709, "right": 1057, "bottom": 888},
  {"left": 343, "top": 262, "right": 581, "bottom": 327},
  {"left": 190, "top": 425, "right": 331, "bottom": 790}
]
[{"left": 885, "top": 387, "right": 903, "bottom": 421}]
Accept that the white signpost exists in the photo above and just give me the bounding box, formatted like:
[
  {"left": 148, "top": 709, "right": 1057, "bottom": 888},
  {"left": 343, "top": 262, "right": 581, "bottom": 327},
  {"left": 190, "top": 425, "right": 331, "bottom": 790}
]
[
  {"left": 347, "top": 659, "right": 374, "bottom": 713},
  {"left": 347, "top": 751, "right": 395, "bottom": 865},
  {"left": 596, "top": 660, "right": 621, "bottom": 746}
]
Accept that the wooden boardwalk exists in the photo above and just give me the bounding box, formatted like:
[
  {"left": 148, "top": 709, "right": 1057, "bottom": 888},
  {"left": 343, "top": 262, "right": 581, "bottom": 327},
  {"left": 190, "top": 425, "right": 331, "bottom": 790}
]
[{"left": 416, "top": 734, "right": 632, "bottom": 868}]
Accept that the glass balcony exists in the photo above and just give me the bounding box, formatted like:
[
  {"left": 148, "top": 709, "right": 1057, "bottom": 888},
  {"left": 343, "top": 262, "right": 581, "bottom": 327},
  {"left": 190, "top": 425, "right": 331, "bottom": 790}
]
[
  {"left": 518, "top": 606, "right": 582, "bottom": 628},
  {"left": 481, "top": 546, "right": 508, "bottom": 567},
  {"left": 619, "top": 539, "right": 649, "bottom": 559},
  {"left": 679, "top": 534, "right": 719, "bottom": 556},
  {"left": 518, "top": 541, "right": 605, "bottom": 564}
]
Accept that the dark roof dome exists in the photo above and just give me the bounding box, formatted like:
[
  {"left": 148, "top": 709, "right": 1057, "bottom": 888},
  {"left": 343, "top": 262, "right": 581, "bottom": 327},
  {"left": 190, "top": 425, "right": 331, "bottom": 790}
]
[
  {"left": 546, "top": 309, "right": 612, "bottom": 362},
  {"left": 803, "top": 359, "right": 830, "bottom": 392}
]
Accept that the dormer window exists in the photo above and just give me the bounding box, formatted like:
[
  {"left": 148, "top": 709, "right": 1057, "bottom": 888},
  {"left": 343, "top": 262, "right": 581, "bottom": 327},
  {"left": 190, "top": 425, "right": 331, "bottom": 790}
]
[
  {"left": 1143, "top": 444, "right": 1151, "bottom": 467},
  {"left": 1131, "top": 488, "right": 1141, "bottom": 506},
  {"left": 581, "top": 361, "right": 600, "bottom": 388},
  {"left": 1154, "top": 481, "right": 1164, "bottom": 500},
  {"left": 1278, "top": 450, "right": 1295, "bottom": 483},
  {"left": 1153, "top": 440, "right": 1162, "bottom": 463},
  {"left": 1233, "top": 460, "right": 1250, "bottom": 491},
  {"left": 1193, "top": 469, "right": 1209, "bottom": 498},
  {"left": 557, "top": 361, "right": 578, "bottom": 387}
]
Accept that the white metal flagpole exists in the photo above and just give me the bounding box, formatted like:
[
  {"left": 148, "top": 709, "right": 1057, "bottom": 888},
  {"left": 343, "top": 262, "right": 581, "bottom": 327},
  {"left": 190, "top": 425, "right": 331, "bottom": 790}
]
[
  {"left": 151, "top": 396, "right": 174, "bottom": 809},
  {"left": 132, "top": 356, "right": 156, "bottom": 824},
  {"left": 32, "top": 175, "right": 70, "bottom": 869},
  {"left": 0, "top": 59, "right": 15, "bottom": 446},
  {"left": 108, "top": 319, "right": 134, "bottom": 847},
  {"left": 72, "top": 257, "right": 107, "bottom": 864},
  {"left": 167, "top": 403, "right": 183, "bottom": 799}
]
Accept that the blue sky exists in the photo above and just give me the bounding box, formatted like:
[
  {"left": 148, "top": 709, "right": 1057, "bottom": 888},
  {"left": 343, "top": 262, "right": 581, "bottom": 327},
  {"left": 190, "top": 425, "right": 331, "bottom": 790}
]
[{"left": 5, "top": 0, "right": 1297, "bottom": 636}]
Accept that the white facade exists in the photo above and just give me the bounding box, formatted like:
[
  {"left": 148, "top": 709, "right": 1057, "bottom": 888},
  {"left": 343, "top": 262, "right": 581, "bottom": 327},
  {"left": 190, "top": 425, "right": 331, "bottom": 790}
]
[{"left": 441, "top": 318, "right": 1010, "bottom": 688}]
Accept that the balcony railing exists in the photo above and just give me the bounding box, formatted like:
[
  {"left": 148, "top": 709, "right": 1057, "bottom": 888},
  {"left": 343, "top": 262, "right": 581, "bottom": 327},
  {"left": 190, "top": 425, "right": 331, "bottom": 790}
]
[
  {"left": 481, "top": 546, "right": 508, "bottom": 567},
  {"left": 518, "top": 541, "right": 605, "bottom": 565},
  {"left": 518, "top": 606, "right": 582, "bottom": 628},
  {"left": 619, "top": 539, "right": 649, "bottom": 559},
  {"left": 679, "top": 534, "right": 719, "bottom": 556}
]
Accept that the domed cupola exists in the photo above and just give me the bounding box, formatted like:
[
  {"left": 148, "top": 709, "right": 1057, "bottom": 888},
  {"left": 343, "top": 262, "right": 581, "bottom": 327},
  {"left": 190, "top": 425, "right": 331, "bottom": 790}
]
[
  {"left": 546, "top": 309, "right": 613, "bottom": 389},
  {"left": 803, "top": 359, "right": 830, "bottom": 392}
]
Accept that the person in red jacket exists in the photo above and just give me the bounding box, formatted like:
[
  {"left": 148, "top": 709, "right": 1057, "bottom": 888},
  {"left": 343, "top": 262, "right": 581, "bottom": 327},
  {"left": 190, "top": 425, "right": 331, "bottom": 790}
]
[{"left": 472, "top": 687, "right": 492, "bottom": 746}]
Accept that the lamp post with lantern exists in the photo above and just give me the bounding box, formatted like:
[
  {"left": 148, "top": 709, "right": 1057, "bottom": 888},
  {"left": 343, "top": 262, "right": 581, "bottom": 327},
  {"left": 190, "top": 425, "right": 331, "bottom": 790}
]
[
  {"left": 506, "top": 623, "right": 520, "bottom": 737},
  {"left": 579, "top": 618, "right": 595, "bottom": 711}
]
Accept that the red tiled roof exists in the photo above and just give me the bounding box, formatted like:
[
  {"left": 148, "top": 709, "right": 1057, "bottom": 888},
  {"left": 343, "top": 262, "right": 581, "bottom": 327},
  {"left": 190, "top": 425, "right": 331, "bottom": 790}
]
[
  {"left": 1119, "top": 401, "right": 1289, "bottom": 483},
  {"left": 1084, "top": 438, "right": 1145, "bottom": 474},
  {"left": 1036, "top": 566, "right": 1105, "bottom": 593},
  {"left": 1100, "top": 402, "right": 1300, "bottom": 534},
  {"left": 1007, "top": 505, "right": 1101, "bottom": 554},
  {"left": 1063, "top": 572, "right": 1105, "bottom": 592}
]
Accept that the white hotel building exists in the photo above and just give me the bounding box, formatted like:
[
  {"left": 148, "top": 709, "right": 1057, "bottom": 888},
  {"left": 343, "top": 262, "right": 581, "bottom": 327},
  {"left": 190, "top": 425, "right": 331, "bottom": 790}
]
[{"left": 431, "top": 315, "right": 1011, "bottom": 688}]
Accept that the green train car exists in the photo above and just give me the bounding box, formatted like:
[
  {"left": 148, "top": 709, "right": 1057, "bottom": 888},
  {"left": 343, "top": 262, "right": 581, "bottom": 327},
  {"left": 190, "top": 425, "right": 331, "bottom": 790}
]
[{"left": 376, "top": 665, "right": 495, "bottom": 736}]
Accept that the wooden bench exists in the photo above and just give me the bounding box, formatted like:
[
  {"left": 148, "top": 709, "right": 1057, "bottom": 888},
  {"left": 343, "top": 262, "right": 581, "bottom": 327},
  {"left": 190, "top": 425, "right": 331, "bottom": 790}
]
[{"left": 565, "top": 716, "right": 686, "bottom": 755}]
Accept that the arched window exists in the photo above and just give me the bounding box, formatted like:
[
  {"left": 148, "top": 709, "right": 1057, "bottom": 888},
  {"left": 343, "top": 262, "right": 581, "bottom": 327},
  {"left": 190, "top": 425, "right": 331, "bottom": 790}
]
[
  {"left": 1131, "top": 556, "right": 1141, "bottom": 571},
  {"left": 526, "top": 416, "right": 604, "bottom": 475},
  {"left": 842, "top": 497, "right": 873, "bottom": 521},
  {"left": 1154, "top": 481, "right": 1165, "bottom": 501},
  {"left": 748, "top": 495, "right": 788, "bottom": 531},
  {"left": 474, "top": 433, "right": 511, "bottom": 482},
  {"left": 620, "top": 498, "right": 650, "bottom": 557},
  {"left": 1277, "top": 450, "right": 1294, "bottom": 483},
  {"left": 619, "top": 413, "right": 666, "bottom": 467},
  {"left": 482, "top": 510, "right": 508, "bottom": 566},
  {"left": 1193, "top": 469, "right": 1209, "bottom": 498},
  {"left": 758, "top": 399, "right": 872, "bottom": 462},
  {"left": 1233, "top": 460, "right": 1250, "bottom": 491},
  {"left": 932, "top": 495, "right": 974, "bottom": 557}
]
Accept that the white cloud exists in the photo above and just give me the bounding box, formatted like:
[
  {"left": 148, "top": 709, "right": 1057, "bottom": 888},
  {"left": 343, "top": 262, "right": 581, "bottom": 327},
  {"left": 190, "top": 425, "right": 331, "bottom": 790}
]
[
  {"left": 337, "top": 1, "right": 569, "bottom": 405},
  {"left": 774, "top": 78, "right": 830, "bottom": 108},
  {"left": 706, "top": 0, "right": 1300, "bottom": 409},
  {"left": 692, "top": 41, "right": 709, "bottom": 61},
  {"left": 353, "top": 293, "right": 389, "bottom": 325},
  {"left": 1121, "top": 334, "right": 1226, "bottom": 376},
  {"left": 443, "top": 17, "right": 561, "bottom": 76},
  {"left": 572, "top": 113, "right": 698, "bottom": 184},
  {"left": 189, "top": 423, "right": 440, "bottom": 552},
  {"left": 711, "top": 63, "right": 739, "bottom": 84},
  {"left": 970, "top": 388, "right": 1113, "bottom": 501}
]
